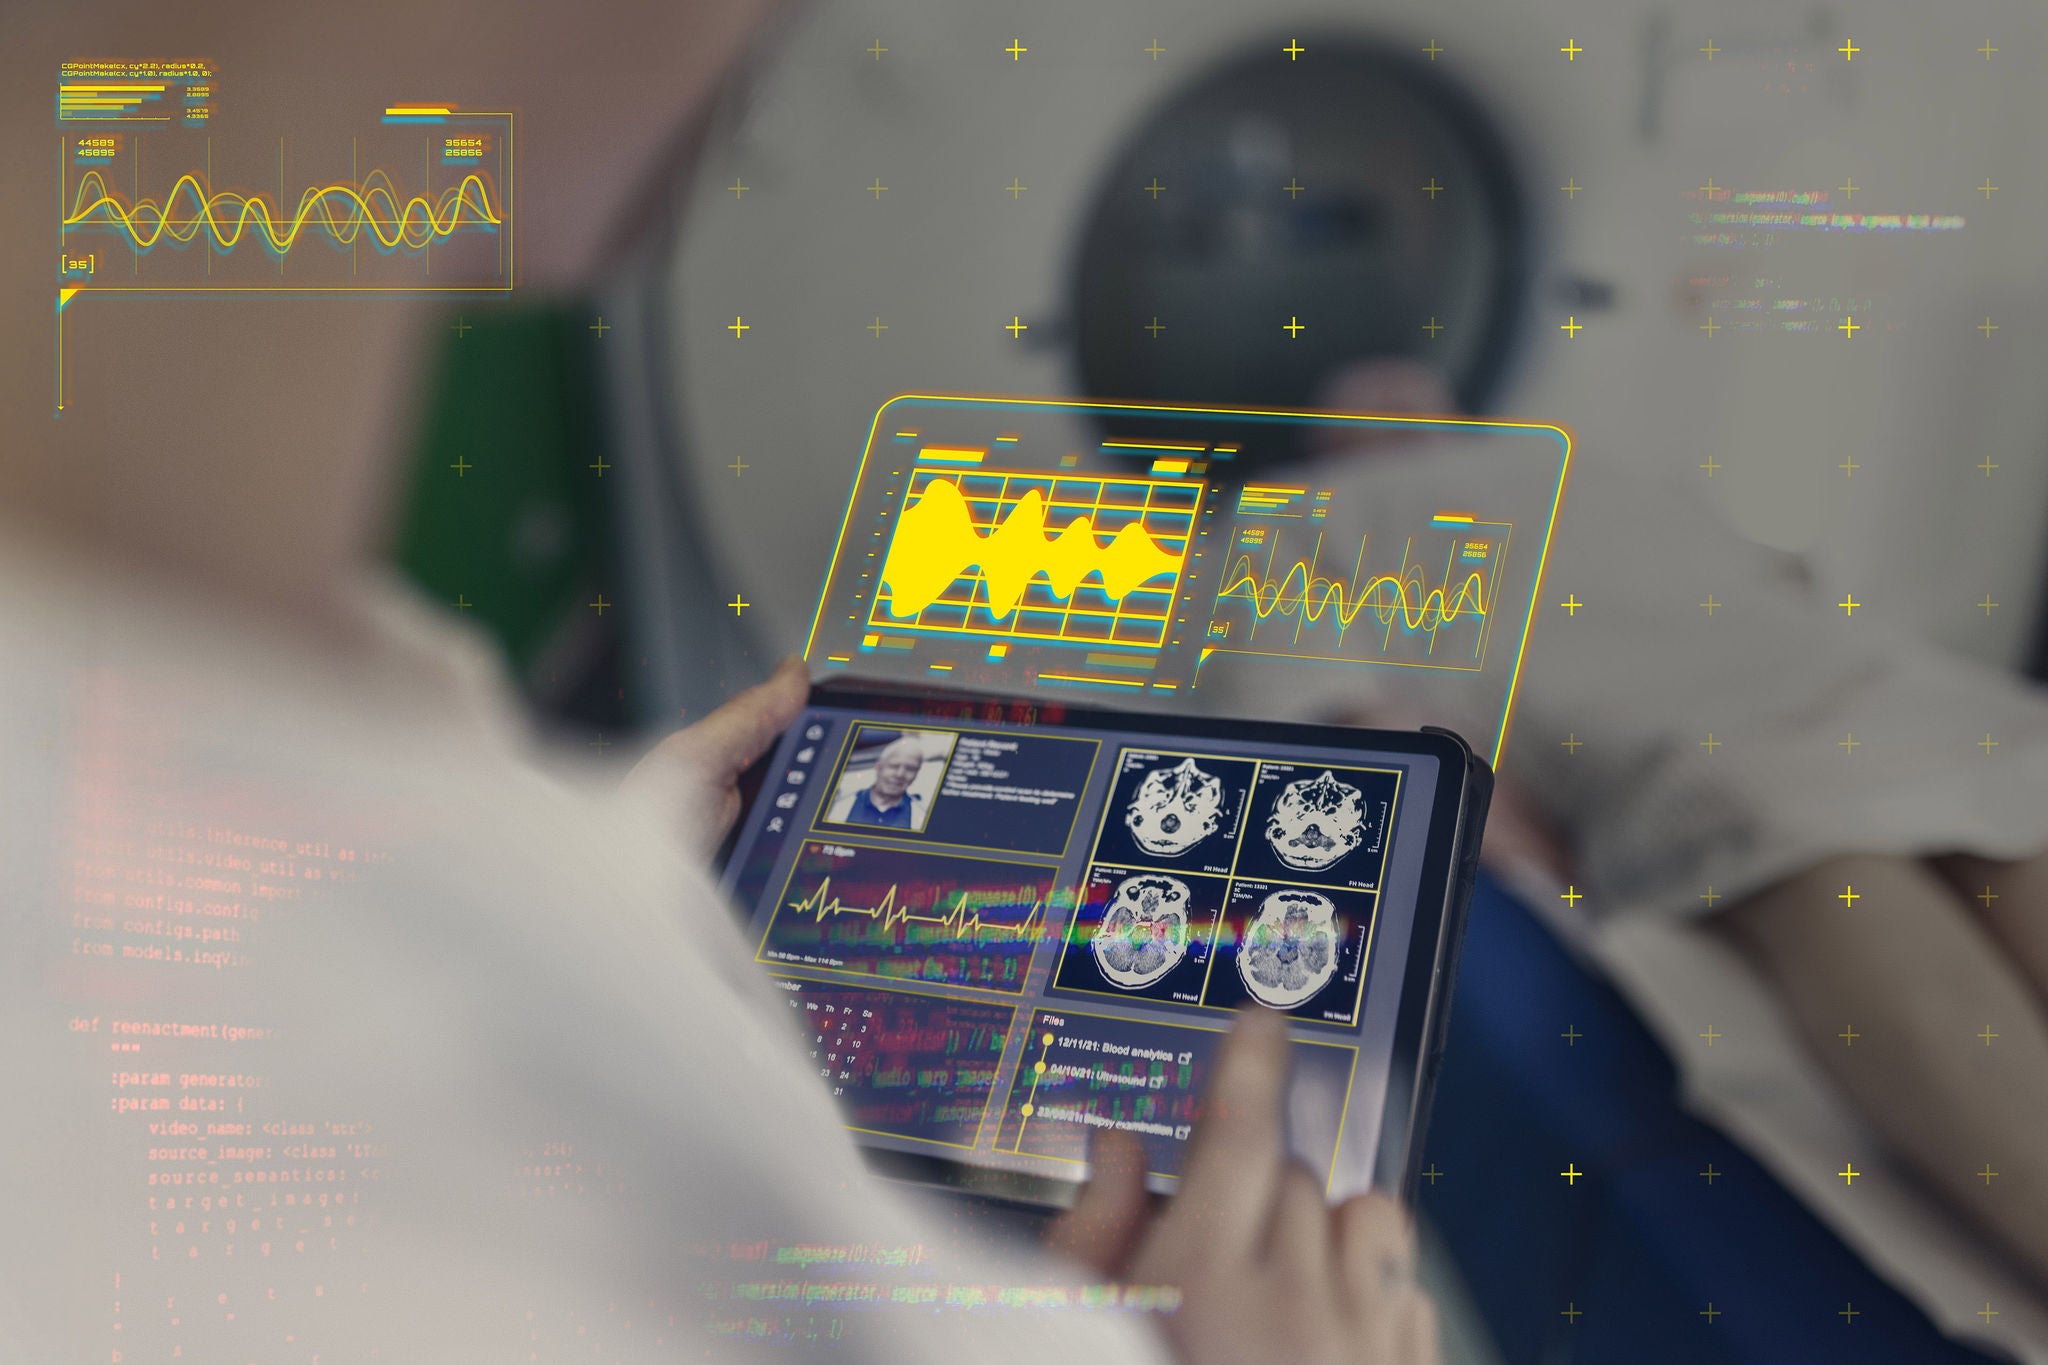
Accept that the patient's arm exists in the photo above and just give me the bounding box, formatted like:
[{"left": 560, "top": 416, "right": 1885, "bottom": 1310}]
[{"left": 1714, "top": 854, "right": 2048, "bottom": 1289}]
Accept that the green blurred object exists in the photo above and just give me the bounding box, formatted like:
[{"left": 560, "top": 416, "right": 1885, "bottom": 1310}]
[{"left": 390, "top": 303, "right": 625, "bottom": 727}]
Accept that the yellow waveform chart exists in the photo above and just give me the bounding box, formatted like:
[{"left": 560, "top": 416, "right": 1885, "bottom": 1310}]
[
  {"left": 63, "top": 168, "right": 501, "bottom": 257},
  {"left": 787, "top": 877, "right": 1050, "bottom": 945},
  {"left": 760, "top": 843, "right": 1061, "bottom": 992},
  {"left": 1210, "top": 524, "right": 1507, "bottom": 672},
  {"left": 873, "top": 471, "right": 1200, "bottom": 651}
]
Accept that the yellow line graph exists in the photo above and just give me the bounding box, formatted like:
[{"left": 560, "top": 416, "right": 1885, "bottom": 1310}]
[
  {"left": 788, "top": 876, "right": 1050, "bottom": 943},
  {"left": 880, "top": 474, "right": 1187, "bottom": 622},
  {"left": 64, "top": 168, "right": 500, "bottom": 254},
  {"left": 1219, "top": 555, "right": 1488, "bottom": 635}
]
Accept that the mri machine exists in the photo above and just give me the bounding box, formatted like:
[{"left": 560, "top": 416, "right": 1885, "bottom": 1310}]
[{"left": 577, "top": 0, "right": 2048, "bottom": 1358}]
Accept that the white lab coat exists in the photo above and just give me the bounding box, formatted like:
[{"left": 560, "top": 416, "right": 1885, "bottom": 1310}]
[{"left": 0, "top": 528, "right": 1170, "bottom": 1364}]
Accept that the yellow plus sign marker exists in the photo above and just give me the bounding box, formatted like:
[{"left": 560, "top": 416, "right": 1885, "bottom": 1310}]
[
  {"left": 1980, "top": 732, "right": 2000, "bottom": 755},
  {"left": 1144, "top": 178, "right": 1165, "bottom": 199},
  {"left": 450, "top": 316, "right": 471, "bottom": 338},
  {"left": 1978, "top": 886, "right": 1999, "bottom": 908},
  {"left": 728, "top": 594, "right": 750, "bottom": 617},
  {"left": 1699, "top": 1025, "right": 1722, "bottom": 1046},
  {"left": 1979, "top": 455, "right": 2000, "bottom": 476},
  {"left": 1007, "top": 316, "right": 1029, "bottom": 338},
  {"left": 1979, "top": 40, "right": 1999, "bottom": 59},
  {"left": 1701, "top": 1304, "right": 1722, "bottom": 1323},
  {"left": 1005, "top": 39, "right": 1028, "bottom": 60},
  {"left": 1700, "top": 39, "right": 1721, "bottom": 59},
  {"left": 1284, "top": 178, "right": 1305, "bottom": 198},
  {"left": 449, "top": 454, "right": 473, "bottom": 477},
  {"left": 1560, "top": 595, "right": 1581, "bottom": 615},
  {"left": 1423, "top": 317, "right": 1445, "bottom": 338},
  {"left": 1560, "top": 315, "right": 1583, "bottom": 338},
  {"left": 1838, "top": 38, "right": 1859, "bottom": 60},
  {"left": 1839, "top": 1163, "right": 1859, "bottom": 1185},
  {"left": 1978, "top": 179, "right": 1999, "bottom": 199},
  {"left": 1838, "top": 885, "right": 1860, "bottom": 906},
  {"left": 588, "top": 594, "right": 611, "bottom": 617},
  {"left": 1700, "top": 886, "right": 1722, "bottom": 907},
  {"left": 728, "top": 316, "right": 750, "bottom": 339},
  {"left": 1699, "top": 177, "right": 1721, "bottom": 199},
  {"left": 1701, "top": 595, "right": 1720, "bottom": 615},
  {"left": 1422, "top": 178, "right": 1445, "bottom": 199},
  {"left": 1978, "top": 1164, "right": 1999, "bottom": 1184},
  {"left": 1423, "top": 39, "right": 1444, "bottom": 61},
  {"left": 589, "top": 316, "right": 611, "bottom": 337},
  {"left": 729, "top": 179, "right": 748, "bottom": 199},
  {"left": 1145, "top": 317, "right": 1165, "bottom": 338},
  {"left": 868, "top": 178, "right": 888, "bottom": 199},
  {"left": 1560, "top": 39, "right": 1583, "bottom": 60},
  {"left": 1145, "top": 39, "right": 1165, "bottom": 59},
  {"left": 1421, "top": 1164, "right": 1444, "bottom": 1184},
  {"left": 1283, "top": 38, "right": 1306, "bottom": 60},
  {"left": 1981, "top": 1303, "right": 2001, "bottom": 1325},
  {"left": 1700, "top": 454, "right": 1722, "bottom": 476},
  {"left": 1700, "top": 733, "right": 1721, "bottom": 753},
  {"left": 1980, "top": 317, "right": 1999, "bottom": 338},
  {"left": 1560, "top": 885, "right": 1583, "bottom": 907},
  {"left": 1979, "top": 1025, "right": 2000, "bottom": 1045},
  {"left": 1561, "top": 733, "right": 1583, "bottom": 754},
  {"left": 1839, "top": 594, "right": 1859, "bottom": 616},
  {"left": 1841, "top": 1303, "right": 1861, "bottom": 1324},
  {"left": 1699, "top": 317, "right": 1720, "bottom": 337},
  {"left": 868, "top": 39, "right": 887, "bottom": 60},
  {"left": 1006, "top": 179, "right": 1026, "bottom": 199},
  {"left": 1561, "top": 1303, "right": 1583, "bottom": 1324},
  {"left": 1979, "top": 594, "right": 1998, "bottom": 615},
  {"left": 1560, "top": 1164, "right": 1582, "bottom": 1185},
  {"left": 1840, "top": 733, "right": 1860, "bottom": 754},
  {"left": 1838, "top": 315, "right": 1860, "bottom": 338},
  {"left": 1839, "top": 1025, "right": 1859, "bottom": 1045},
  {"left": 1839, "top": 177, "right": 1858, "bottom": 200},
  {"left": 1283, "top": 316, "right": 1306, "bottom": 337},
  {"left": 1839, "top": 455, "right": 1860, "bottom": 476},
  {"left": 868, "top": 317, "right": 887, "bottom": 338}
]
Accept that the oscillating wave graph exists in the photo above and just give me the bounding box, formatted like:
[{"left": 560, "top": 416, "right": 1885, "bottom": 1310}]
[
  {"left": 64, "top": 169, "right": 501, "bottom": 255},
  {"left": 789, "top": 876, "right": 1049, "bottom": 944},
  {"left": 1219, "top": 556, "right": 1488, "bottom": 636},
  {"left": 880, "top": 475, "right": 1188, "bottom": 622},
  {"left": 762, "top": 844, "right": 1058, "bottom": 992}
]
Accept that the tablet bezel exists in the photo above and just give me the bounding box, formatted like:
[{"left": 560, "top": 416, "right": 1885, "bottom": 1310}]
[{"left": 718, "top": 677, "right": 1490, "bottom": 1210}]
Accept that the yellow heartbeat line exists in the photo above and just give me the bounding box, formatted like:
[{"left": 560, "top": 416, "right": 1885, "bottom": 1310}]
[
  {"left": 790, "top": 877, "right": 1048, "bottom": 942},
  {"left": 64, "top": 169, "right": 501, "bottom": 253},
  {"left": 881, "top": 475, "right": 1185, "bottom": 619},
  {"left": 1220, "top": 556, "right": 1488, "bottom": 635}
]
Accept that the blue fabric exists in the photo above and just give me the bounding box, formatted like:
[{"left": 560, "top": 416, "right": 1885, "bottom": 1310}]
[
  {"left": 845, "top": 786, "right": 914, "bottom": 828},
  {"left": 1418, "top": 872, "right": 2015, "bottom": 1364}
]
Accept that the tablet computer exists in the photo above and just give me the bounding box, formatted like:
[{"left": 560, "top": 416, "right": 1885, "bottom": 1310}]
[{"left": 715, "top": 677, "right": 1489, "bottom": 1210}]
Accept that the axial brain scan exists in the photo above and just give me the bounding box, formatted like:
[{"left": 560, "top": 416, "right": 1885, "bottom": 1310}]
[
  {"left": 1237, "top": 888, "right": 1342, "bottom": 1008},
  {"left": 1091, "top": 873, "right": 1193, "bottom": 989},
  {"left": 1124, "top": 757, "right": 1228, "bottom": 857},
  {"left": 1264, "top": 770, "right": 1369, "bottom": 871}
]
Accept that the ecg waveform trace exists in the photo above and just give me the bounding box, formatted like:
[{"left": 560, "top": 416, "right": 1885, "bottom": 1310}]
[
  {"left": 789, "top": 875, "right": 1050, "bottom": 946},
  {"left": 762, "top": 844, "right": 1059, "bottom": 992},
  {"left": 1211, "top": 526, "right": 1506, "bottom": 672},
  {"left": 64, "top": 169, "right": 501, "bottom": 256},
  {"left": 873, "top": 471, "right": 1199, "bottom": 652}
]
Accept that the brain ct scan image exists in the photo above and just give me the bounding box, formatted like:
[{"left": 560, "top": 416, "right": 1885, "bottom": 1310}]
[
  {"left": 1236, "top": 887, "right": 1341, "bottom": 1009},
  {"left": 1264, "top": 770, "right": 1370, "bottom": 872},
  {"left": 1090, "top": 873, "right": 1193, "bottom": 989},
  {"left": 1124, "top": 757, "right": 1227, "bottom": 857}
]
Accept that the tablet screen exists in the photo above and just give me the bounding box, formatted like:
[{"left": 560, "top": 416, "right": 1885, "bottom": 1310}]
[{"left": 718, "top": 697, "right": 1446, "bottom": 1202}]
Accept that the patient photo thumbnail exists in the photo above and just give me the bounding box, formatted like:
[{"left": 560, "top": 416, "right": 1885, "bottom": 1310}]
[{"left": 821, "top": 725, "right": 958, "bottom": 834}]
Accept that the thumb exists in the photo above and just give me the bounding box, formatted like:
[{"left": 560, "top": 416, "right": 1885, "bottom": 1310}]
[{"left": 1044, "top": 1127, "right": 1151, "bottom": 1280}]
